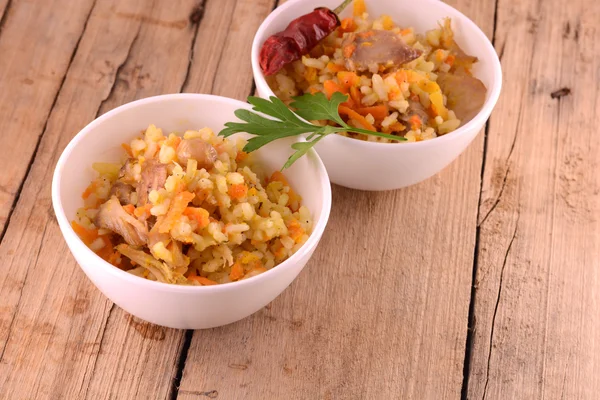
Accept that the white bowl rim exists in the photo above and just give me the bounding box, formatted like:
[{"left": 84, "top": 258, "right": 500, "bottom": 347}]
[
  {"left": 51, "top": 93, "right": 332, "bottom": 294},
  {"left": 251, "top": 0, "right": 503, "bottom": 150}
]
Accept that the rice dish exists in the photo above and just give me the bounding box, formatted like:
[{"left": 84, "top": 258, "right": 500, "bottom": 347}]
[
  {"left": 267, "top": 1, "right": 486, "bottom": 142},
  {"left": 71, "top": 125, "right": 312, "bottom": 286}
]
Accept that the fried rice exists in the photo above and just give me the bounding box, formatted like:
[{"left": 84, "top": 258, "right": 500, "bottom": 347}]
[
  {"left": 267, "top": 0, "right": 486, "bottom": 143},
  {"left": 72, "top": 125, "right": 312, "bottom": 286}
]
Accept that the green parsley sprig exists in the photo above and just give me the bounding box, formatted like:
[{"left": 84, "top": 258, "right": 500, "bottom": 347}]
[{"left": 219, "top": 92, "right": 405, "bottom": 169}]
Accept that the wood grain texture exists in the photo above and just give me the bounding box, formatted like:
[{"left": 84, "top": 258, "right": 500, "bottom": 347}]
[
  {"left": 0, "top": 0, "right": 96, "bottom": 234},
  {"left": 176, "top": 1, "right": 494, "bottom": 398},
  {"left": 183, "top": 0, "right": 276, "bottom": 99},
  {"left": 0, "top": 0, "right": 11, "bottom": 28},
  {"left": 0, "top": 0, "right": 200, "bottom": 398},
  {"left": 467, "top": 0, "right": 600, "bottom": 398}
]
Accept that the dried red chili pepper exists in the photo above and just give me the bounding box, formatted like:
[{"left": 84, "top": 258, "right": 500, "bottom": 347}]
[{"left": 259, "top": 0, "right": 353, "bottom": 76}]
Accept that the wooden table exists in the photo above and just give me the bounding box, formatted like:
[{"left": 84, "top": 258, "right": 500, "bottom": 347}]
[{"left": 1, "top": 0, "right": 598, "bottom": 398}]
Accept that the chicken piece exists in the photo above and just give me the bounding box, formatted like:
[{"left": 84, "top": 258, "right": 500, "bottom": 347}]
[
  {"left": 401, "top": 100, "right": 430, "bottom": 127},
  {"left": 136, "top": 160, "right": 167, "bottom": 206},
  {"left": 115, "top": 244, "right": 176, "bottom": 283},
  {"left": 109, "top": 181, "right": 134, "bottom": 205},
  {"left": 147, "top": 217, "right": 170, "bottom": 254},
  {"left": 437, "top": 72, "right": 486, "bottom": 124},
  {"left": 118, "top": 158, "right": 139, "bottom": 185},
  {"left": 94, "top": 196, "right": 148, "bottom": 246},
  {"left": 176, "top": 139, "right": 218, "bottom": 170},
  {"left": 342, "top": 30, "right": 422, "bottom": 72}
]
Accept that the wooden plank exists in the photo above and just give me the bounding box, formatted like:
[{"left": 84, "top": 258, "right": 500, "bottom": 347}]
[
  {"left": 183, "top": 0, "right": 276, "bottom": 99},
  {"left": 177, "top": 1, "right": 494, "bottom": 398},
  {"left": 0, "top": 0, "right": 96, "bottom": 234},
  {"left": 0, "top": 0, "right": 201, "bottom": 398},
  {"left": 467, "top": 0, "right": 600, "bottom": 398}
]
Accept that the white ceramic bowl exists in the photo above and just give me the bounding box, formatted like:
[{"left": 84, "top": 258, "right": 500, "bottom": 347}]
[
  {"left": 252, "top": 0, "right": 502, "bottom": 191},
  {"left": 52, "top": 94, "right": 331, "bottom": 329}
]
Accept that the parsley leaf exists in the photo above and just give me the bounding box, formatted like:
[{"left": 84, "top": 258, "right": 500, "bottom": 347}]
[
  {"left": 290, "top": 92, "right": 348, "bottom": 127},
  {"left": 219, "top": 92, "right": 406, "bottom": 169}
]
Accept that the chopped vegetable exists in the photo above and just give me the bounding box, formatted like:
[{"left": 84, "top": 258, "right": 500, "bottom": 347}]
[{"left": 159, "top": 191, "right": 195, "bottom": 233}]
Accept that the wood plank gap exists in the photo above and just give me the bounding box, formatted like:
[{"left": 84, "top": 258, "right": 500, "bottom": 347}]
[
  {"left": 477, "top": 100, "right": 521, "bottom": 227},
  {"left": 169, "top": 329, "right": 194, "bottom": 400},
  {"left": 0, "top": 0, "right": 12, "bottom": 36},
  {"left": 0, "top": 0, "right": 98, "bottom": 246},
  {"left": 82, "top": 303, "right": 116, "bottom": 400},
  {"left": 460, "top": 0, "right": 501, "bottom": 397},
  {"left": 481, "top": 216, "right": 519, "bottom": 400},
  {"left": 179, "top": 0, "right": 208, "bottom": 93}
]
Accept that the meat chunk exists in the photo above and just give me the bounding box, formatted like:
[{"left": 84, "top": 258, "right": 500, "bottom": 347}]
[
  {"left": 118, "top": 158, "right": 139, "bottom": 185},
  {"left": 342, "top": 30, "right": 422, "bottom": 72},
  {"left": 176, "top": 139, "right": 218, "bottom": 170},
  {"left": 437, "top": 72, "right": 486, "bottom": 124},
  {"left": 94, "top": 196, "right": 148, "bottom": 246},
  {"left": 401, "top": 100, "right": 430, "bottom": 127},
  {"left": 136, "top": 160, "right": 167, "bottom": 206},
  {"left": 109, "top": 181, "right": 135, "bottom": 205}
]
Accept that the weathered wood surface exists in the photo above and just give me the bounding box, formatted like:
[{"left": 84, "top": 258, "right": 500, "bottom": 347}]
[
  {"left": 177, "top": 0, "right": 492, "bottom": 398},
  {"left": 0, "top": 0, "right": 597, "bottom": 399},
  {"left": 466, "top": 0, "right": 600, "bottom": 398},
  {"left": 0, "top": 0, "right": 96, "bottom": 233}
]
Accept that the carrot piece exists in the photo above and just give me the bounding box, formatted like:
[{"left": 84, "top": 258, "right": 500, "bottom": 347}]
[
  {"left": 308, "top": 87, "right": 320, "bottom": 94},
  {"left": 183, "top": 207, "right": 210, "bottom": 229},
  {"left": 122, "top": 204, "right": 135, "bottom": 215},
  {"left": 323, "top": 80, "right": 347, "bottom": 99},
  {"left": 71, "top": 221, "right": 98, "bottom": 245},
  {"left": 340, "top": 17, "right": 357, "bottom": 32},
  {"left": 381, "top": 15, "right": 394, "bottom": 30},
  {"left": 286, "top": 219, "right": 305, "bottom": 243},
  {"left": 235, "top": 151, "right": 248, "bottom": 162},
  {"left": 350, "top": 86, "right": 362, "bottom": 105},
  {"left": 388, "top": 122, "right": 406, "bottom": 132},
  {"left": 228, "top": 183, "right": 248, "bottom": 200},
  {"left": 337, "top": 71, "right": 360, "bottom": 88},
  {"left": 338, "top": 105, "right": 376, "bottom": 131},
  {"left": 400, "top": 28, "right": 412, "bottom": 35},
  {"left": 188, "top": 275, "right": 218, "bottom": 286},
  {"left": 96, "top": 235, "right": 114, "bottom": 260},
  {"left": 270, "top": 171, "right": 289, "bottom": 185},
  {"left": 229, "top": 262, "right": 245, "bottom": 281},
  {"left": 357, "top": 31, "right": 375, "bottom": 39},
  {"left": 355, "top": 105, "right": 389, "bottom": 121},
  {"left": 107, "top": 250, "right": 121, "bottom": 267},
  {"left": 134, "top": 204, "right": 152, "bottom": 218},
  {"left": 121, "top": 143, "right": 133, "bottom": 157},
  {"left": 343, "top": 44, "right": 356, "bottom": 58},
  {"left": 274, "top": 246, "right": 288, "bottom": 260},
  {"left": 409, "top": 115, "right": 422, "bottom": 130},
  {"left": 446, "top": 54, "right": 455, "bottom": 67},
  {"left": 353, "top": 0, "right": 366, "bottom": 16},
  {"left": 326, "top": 62, "right": 345, "bottom": 73},
  {"left": 81, "top": 181, "right": 97, "bottom": 200},
  {"left": 395, "top": 70, "right": 408, "bottom": 86},
  {"left": 159, "top": 191, "right": 195, "bottom": 233},
  {"left": 304, "top": 67, "right": 317, "bottom": 83}
]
